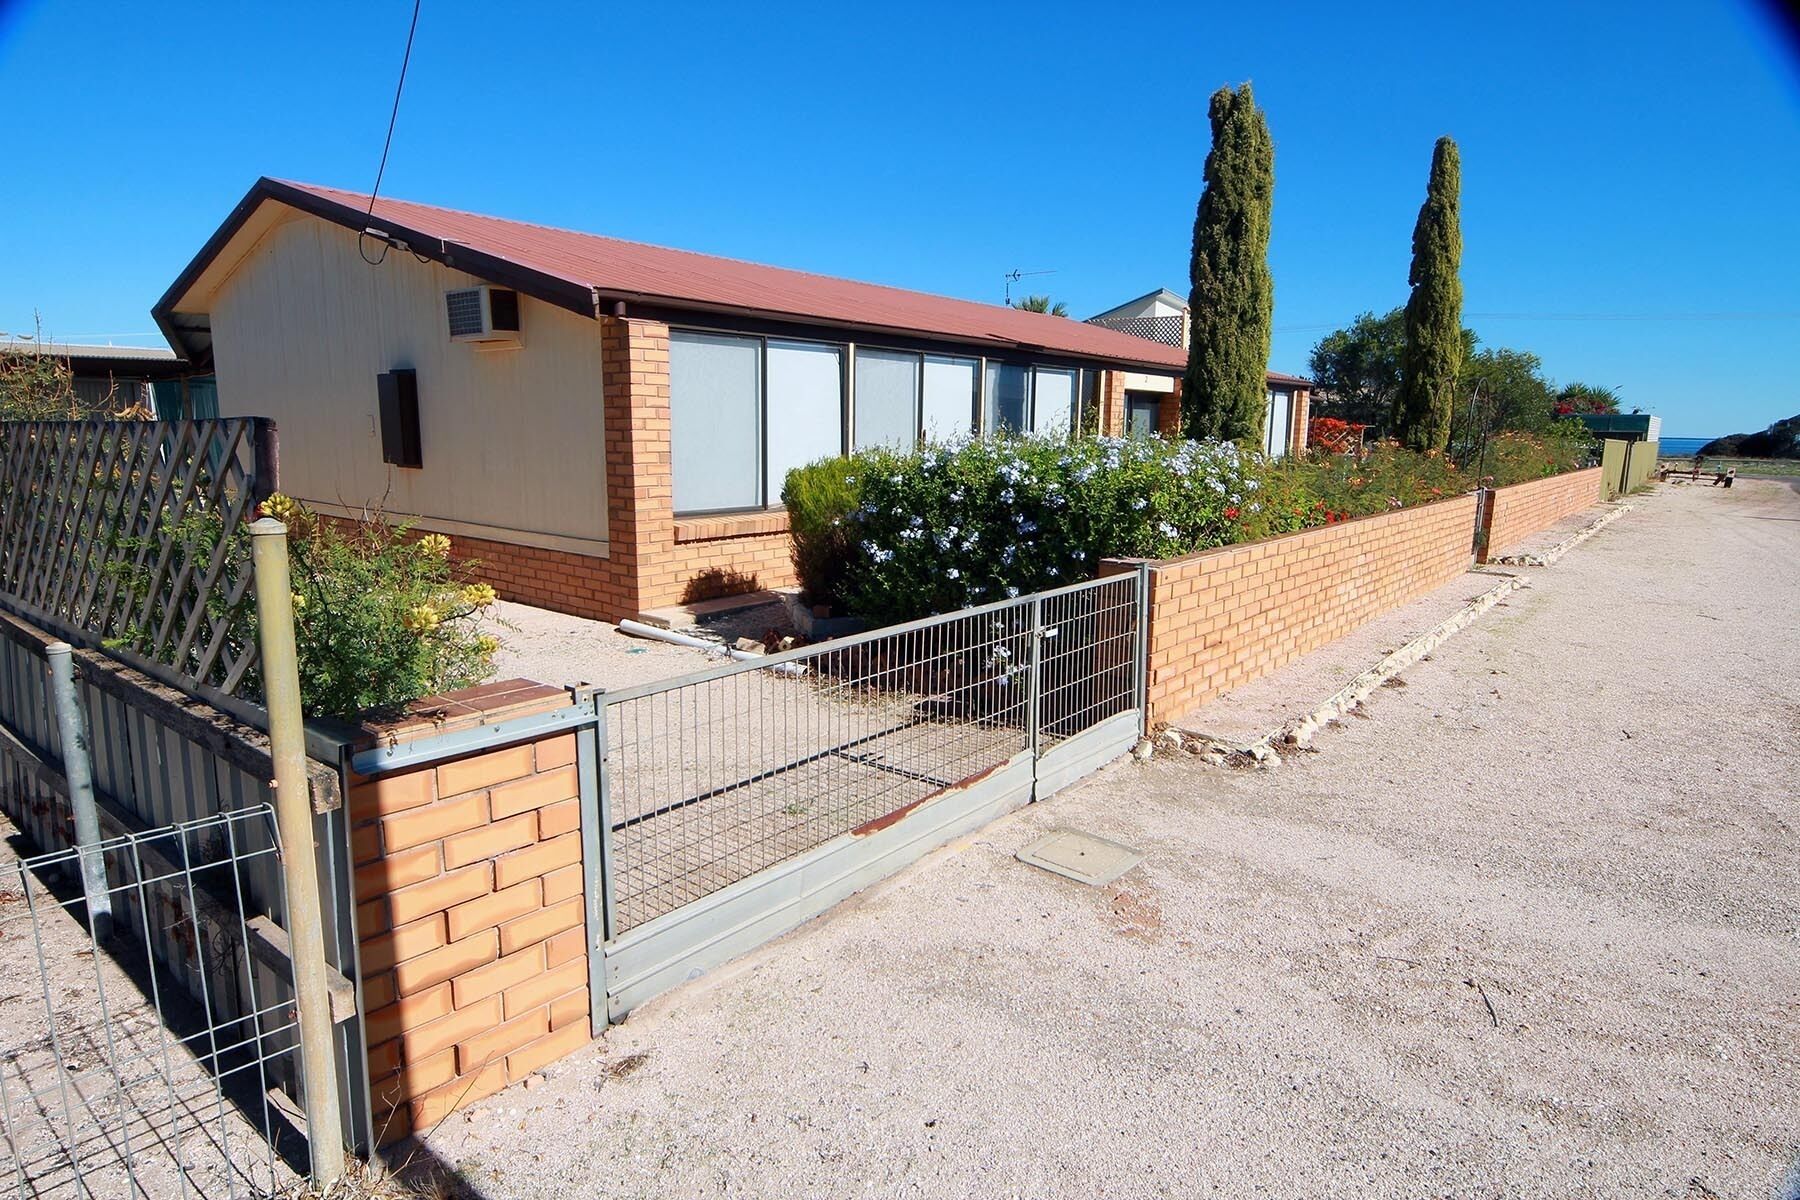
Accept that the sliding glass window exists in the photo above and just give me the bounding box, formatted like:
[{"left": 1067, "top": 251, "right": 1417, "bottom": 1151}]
[
  {"left": 670, "top": 331, "right": 761, "bottom": 513},
  {"left": 1264, "top": 389, "right": 1291, "bottom": 458},
  {"left": 767, "top": 341, "right": 844, "bottom": 500},
  {"left": 922, "top": 355, "right": 979, "bottom": 443},
  {"left": 1031, "top": 367, "right": 1076, "bottom": 439},
  {"left": 984, "top": 362, "right": 1030, "bottom": 434},
  {"left": 853, "top": 349, "right": 920, "bottom": 451}
]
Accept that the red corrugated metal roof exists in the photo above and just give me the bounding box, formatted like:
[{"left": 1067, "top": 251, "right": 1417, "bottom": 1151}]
[
  {"left": 163, "top": 177, "right": 1313, "bottom": 384},
  {"left": 274, "top": 180, "right": 1197, "bottom": 371}
]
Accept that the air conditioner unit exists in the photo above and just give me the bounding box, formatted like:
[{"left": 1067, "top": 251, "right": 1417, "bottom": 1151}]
[{"left": 445, "top": 286, "right": 522, "bottom": 348}]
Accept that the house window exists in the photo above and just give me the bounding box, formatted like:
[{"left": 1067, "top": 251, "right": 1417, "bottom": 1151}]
[
  {"left": 1126, "top": 393, "right": 1161, "bottom": 438},
  {"left": 766, "top": 340, "right": 844, "bottom": 503},
  {"left": 922, "top": 355, "right": 979, "bottom": 443},
  {"left": 1263, "top": 389, "right": 1292, "bottom": 458},
  {"left": 984, "top": 362, "right": 1030, "bottom": 434},
  {"left": 853, "top": 348, "right": 921, "bottom": 451},
  {"left": 670, "top": 325, "right": 1106, "bottom": 513},
  {"left": 1031, "top": 368, "right": 1076, "bottom": 438},
  {"left": 671, "top": 331, "right": 763, "bottom": 513}
]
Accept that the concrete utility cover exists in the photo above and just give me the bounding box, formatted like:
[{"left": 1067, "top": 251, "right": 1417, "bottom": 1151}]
[{"left": 1015, "top": 829, "right": 1143, "bottom": 886}]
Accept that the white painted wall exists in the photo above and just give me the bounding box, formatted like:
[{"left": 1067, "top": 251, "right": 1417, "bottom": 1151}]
[
  {"left": 206, "top": 216, "right": 608, "bottom": 551},
  {"left": 1119, "top": 371, "right": 1176, "bottom": 394}
]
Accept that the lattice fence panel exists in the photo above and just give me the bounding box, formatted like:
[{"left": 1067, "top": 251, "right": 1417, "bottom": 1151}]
[
  {"left": 1088, "top": 314, "right": 1185, "bottom": 348},
  {"left": 0, "top": 419, "right": 276, "bottom": 701}
]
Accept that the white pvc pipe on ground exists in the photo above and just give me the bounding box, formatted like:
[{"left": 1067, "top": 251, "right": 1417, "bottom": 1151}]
[{"left": 618, "top": 620, "right": 808, "bottom": 676}]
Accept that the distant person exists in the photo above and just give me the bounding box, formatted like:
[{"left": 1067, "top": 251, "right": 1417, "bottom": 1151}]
[
  {"left": 1691, "top": 454, "right": 1704, "bottom": 480},
  {"left": 1724, "top": 467, "right": 1736, "bottom": 489}
]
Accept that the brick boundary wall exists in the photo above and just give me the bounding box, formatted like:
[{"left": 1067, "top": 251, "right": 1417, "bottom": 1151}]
[
  {"left": 348, "top": 682, "right": 593, "bottom": 1143},
  {"left": 1105, "top": 493, "right": 1479, "bottom": 726},
  {"left": 1480, "top": 467, "right": 1604, "bottom": 562}
]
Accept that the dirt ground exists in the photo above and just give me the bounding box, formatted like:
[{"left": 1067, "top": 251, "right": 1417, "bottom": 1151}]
[
  {"left": 490, "top": 597, "right": 797, "bottom": 693},
  {"left": 411, "top": 479, "right": 1798, "bottom": 1199}
]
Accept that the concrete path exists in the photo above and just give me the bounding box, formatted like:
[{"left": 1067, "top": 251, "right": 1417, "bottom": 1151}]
[{"left": 410, "top": 479, "right": 1798, "bottom": 1200}]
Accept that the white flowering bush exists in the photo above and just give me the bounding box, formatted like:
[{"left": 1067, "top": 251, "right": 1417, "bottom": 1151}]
[{"left": 829, "top": 436, "right": 1266, "bottom": 625}]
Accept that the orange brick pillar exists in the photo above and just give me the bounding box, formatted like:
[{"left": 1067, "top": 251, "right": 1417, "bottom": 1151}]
[
  {"left": 1157, "top": 378, "right": 1185, "bottom": 437},
  {"left": 1290, "top": 388, "right": 1311, "bottom": 455},
  {"left": 596, "top": 315, "right": 675, "bottom": 621},
  {"left": 1099, "top": 370, "right": 1128, "bottom": 436},
  {"left": 350, "top": 683, "right": 594, "bottom": 1142}
]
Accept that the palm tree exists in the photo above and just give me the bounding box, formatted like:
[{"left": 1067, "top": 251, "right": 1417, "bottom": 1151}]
[{"left": 1014, "top": 295, "right": 1069, "bottom": 317}]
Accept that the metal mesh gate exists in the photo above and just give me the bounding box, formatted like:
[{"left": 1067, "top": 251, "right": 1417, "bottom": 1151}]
[
  {"left": 599, "top": 572, "right": 1144, "bottom": 937},
  {"left": 0, "top": 805, "right": 304, "bottom": 1199}
]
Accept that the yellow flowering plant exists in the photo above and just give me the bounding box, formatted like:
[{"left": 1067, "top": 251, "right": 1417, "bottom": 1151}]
[{"left": 263, "top": 495, "right": 505, "bottom": 719}]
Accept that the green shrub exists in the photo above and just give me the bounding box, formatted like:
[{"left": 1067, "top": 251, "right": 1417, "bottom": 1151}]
[
  {"left": 836, "top": 436, "right": 1262, "bottom": 625},
  {"left": 792, "top": 429, "right": 1595, "bottom": 629},
  {"left": 782, "top": 456, "right": 862, "bottom": 609},
  {"left": 1477, "top": 423, "right": 1591, "bottom": 485},
  {"left": 109, "top": 495, "right": 504, "bottom": 722}
]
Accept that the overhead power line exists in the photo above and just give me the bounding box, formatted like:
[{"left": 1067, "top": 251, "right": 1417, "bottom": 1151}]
[
  {"left": 1276, "top": 311, "right": 1800, "bottom": 334},
  {"left": 359, "top": 0, "right": 424, "bottom": 266}
]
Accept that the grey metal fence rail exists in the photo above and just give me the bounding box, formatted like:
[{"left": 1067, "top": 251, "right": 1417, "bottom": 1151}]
[
  {"left": 600, "top": 572, "right": 1144, "bottom": 936},
  {"left": 0, "top": 805, "right": 303, "bottom": 1199},
  {"left": 0, "top": 420, "right": 276, "bottom": 726}
]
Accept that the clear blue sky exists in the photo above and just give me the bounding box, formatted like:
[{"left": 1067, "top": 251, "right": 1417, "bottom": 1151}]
[{"left": 4, "top": 1, "right": 1797, "bottom": 437}]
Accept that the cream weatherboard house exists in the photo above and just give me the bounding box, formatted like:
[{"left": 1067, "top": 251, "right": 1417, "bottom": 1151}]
[{"left": 156, "top": 178, "right": 1309, "bottom": 623}]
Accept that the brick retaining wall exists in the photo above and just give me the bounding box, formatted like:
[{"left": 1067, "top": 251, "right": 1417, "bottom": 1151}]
[
  {"left": 1107, "top": 493, "right": 1479, "bottom": 726},
  {"left": 1481, "top": 467, "right": 1604, "bottom": 562},
  {"left": 349, "top": 683, "right": 592, "bottom": 1142}
]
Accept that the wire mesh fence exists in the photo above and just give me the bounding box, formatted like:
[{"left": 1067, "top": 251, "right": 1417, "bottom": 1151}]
[
  {"left": 602, "top": 573, "right": 1143, "bottom": 934},
  {"left": 0, "top": 804, "right": 303, "bottom": 1200},
  {"left": 0, "top": 420, "right": 276, "bottom": 717}
]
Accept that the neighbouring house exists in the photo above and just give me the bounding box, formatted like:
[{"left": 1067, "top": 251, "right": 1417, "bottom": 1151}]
[
  {"left": 1086, "top": 288, "right": 1311, "bottom": 457},
  {"left": 0, "top": 338, "right": 204, "bottom": 416},
  {"left": 153, "top": 178, "right": 1298, "bottom": 623}
]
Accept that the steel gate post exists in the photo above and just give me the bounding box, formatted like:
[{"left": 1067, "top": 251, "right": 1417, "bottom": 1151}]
[
  {"left": 45, "top": 642, "right": 111, "bottom": 940},
  {"left": 249, "top": 518, "right": 345, "bottom": 1188},
  {"left": 1027, "top": 596, "right": 1044, "bottom": 768},
  {"left": 1134, "top": 561, "right": 1151, "bottom": 738},
  {"left": 576, "top": 687, "right": 613, "bottom": 1031}
]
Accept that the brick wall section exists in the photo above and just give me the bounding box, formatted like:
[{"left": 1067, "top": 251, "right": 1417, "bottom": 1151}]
[
  {"left": 1099, "top": 369, "right": 1128, "bottom": 436},
  {"left": 350, "top": 682, "right": 592, "bottom": 1143},
  {"left": 1108, "top": 493, "right": 1479, "bottom": 726},
  {"left": 1480, "top": 467, "right": 1603, "bottom": 562},
  {"left": 1289, "top": 389, "right": 1311, "bottom": 455},
  {"left": 436, "top": 532, "right": 617, "bottom": 620},
  {"left": 1156, "top": 378, "right": 1184, "bottom": 436}
]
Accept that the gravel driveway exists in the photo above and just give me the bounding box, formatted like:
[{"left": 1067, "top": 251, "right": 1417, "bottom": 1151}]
[{"left": 413, "top": 479, "right": 1799, "bottom": 1199}]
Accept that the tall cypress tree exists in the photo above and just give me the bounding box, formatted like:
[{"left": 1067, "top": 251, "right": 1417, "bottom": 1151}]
[
  {"left": 1182, "top": 83, "right": 1275, "bottom": 443},
  {"left": 1396, "top": 137, "right": 1463, "bottom": 452}
]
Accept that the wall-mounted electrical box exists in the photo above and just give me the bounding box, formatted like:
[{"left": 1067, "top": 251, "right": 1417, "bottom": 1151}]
[{"left": 377, "top": 368, "right": 422, "bottom": 468}]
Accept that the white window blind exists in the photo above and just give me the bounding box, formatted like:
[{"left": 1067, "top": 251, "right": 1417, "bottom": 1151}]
[
  {"left": 853, "top": 348, "right": 920, "bottom": 451},
  {"left": 767, "top": 341, "right": 843, "bottom": 502},
  {"left": 922, "top": 355, "right": 978, "bottom": 443},
  {"left": 671, "top": 331, "right": 761, "bottom": 512}
]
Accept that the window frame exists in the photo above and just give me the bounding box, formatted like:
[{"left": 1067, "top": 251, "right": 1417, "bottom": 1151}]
[
  {"left": 667, "top": 318, "right": 1127, "bottom": 516},
  {"left": 668, "top": 329, "right": 771, "bottom": 517}
]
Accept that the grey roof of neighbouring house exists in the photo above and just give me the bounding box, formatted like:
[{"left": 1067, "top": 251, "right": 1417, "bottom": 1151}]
[{"left": 1, "top": 339, "right": 178, "bottom": 362}]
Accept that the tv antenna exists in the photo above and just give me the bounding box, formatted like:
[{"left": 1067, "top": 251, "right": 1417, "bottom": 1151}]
[{"left": 1003, "top": 268, "right": 1056, "bottom": 307}]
